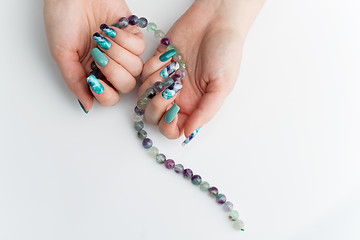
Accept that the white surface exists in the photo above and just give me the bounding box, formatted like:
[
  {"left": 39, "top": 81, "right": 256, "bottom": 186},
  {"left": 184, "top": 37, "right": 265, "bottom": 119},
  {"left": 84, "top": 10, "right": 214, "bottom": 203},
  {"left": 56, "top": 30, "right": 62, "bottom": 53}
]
[{"left": 0, "top": 0, "right": 359, "bottom": 239}]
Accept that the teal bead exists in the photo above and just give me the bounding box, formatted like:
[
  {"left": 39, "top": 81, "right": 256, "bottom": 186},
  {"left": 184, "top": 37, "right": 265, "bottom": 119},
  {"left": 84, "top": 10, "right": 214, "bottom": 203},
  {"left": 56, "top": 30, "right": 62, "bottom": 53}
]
[
  {"left": 147, "top": 22, "right": 157, "bottom": 32},
  {"left": 199, "top": 181, "right": 210, "bottom": 191},
  {"left": 134, "top": 121, "right": 144, "bottom": 131},
  {"left": 159, "top": 49, "right": 177, "bottom": 62},
  {"left": 228, "top": 210, "right": 239, "bottom": 221}
]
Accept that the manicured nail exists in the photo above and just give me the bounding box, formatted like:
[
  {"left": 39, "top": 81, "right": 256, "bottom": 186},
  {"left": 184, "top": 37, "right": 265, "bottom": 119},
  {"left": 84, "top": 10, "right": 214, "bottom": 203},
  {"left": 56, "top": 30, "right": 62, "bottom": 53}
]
[
  {"left": 87, "top": 74, "right": 104, "bottom": 94},
  {"left": 77, "top": 99, "right": 89, "bottom": 114},
  {"left": 182, "top": 128, "right": 200, "bottom": 146},
  {"left": 160, "top": 62, "right": 180, "bottom": 78},
  {"left": 92, "top": 32, "right": 111, "bottom": 50},
  {"left": 159, "top": 49, "right": 177, "bottom": 62},
  {"left": 164, "top": 104, "right": 180, "bottom": 123},
  {"left": 100, "top": 24, "right": 116, "bottom": 38},
  {"left": 162, "top": 81, "right": 182, "bottom": 99},
  {"left": 91, "top": 48, "right": 108, "bottom": 67}
]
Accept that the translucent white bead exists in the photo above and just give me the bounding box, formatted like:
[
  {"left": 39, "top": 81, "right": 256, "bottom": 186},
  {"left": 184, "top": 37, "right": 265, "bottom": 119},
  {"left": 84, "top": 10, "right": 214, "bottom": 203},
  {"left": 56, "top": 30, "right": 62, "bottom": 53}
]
[
  {"left": 133, "top": 113, "right": 143, "bottom": 122},
  {"left": 233, "top": 219, "right": 245, "bottom": 230},
  {"left": 154, "top": 30, "right": 165, "bottom": 39},
  {"left": 148, "top": 147, "right": 159, "bottom": 158}
]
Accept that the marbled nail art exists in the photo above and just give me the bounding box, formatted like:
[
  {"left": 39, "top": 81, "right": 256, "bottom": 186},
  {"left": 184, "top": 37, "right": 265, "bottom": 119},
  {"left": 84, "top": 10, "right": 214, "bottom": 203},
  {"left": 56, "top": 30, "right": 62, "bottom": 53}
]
[
  {"left": 92, "top": 32, "right": 111, "bottom": 50},
  {"left": 160, "top": 61, "right": 180, "bottom": 78},
  {"left": 100, "top": 24, "right": 116, "bottom": 38},
  {"left": 87, "top": 74, "right": 104, "bottom": 94},
  {"left": 162, "top": 81, "right": 182, "bottom": 99},
  {"left": 182, "top": 128, "right": 200, "bottom": 146}
]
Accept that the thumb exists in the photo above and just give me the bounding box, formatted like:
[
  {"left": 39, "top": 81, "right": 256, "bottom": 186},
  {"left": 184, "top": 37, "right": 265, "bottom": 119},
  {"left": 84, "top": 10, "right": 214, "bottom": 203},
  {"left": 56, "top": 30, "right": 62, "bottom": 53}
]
[{"left": 55, "top": 50, "right": 94, "bottom": 112}]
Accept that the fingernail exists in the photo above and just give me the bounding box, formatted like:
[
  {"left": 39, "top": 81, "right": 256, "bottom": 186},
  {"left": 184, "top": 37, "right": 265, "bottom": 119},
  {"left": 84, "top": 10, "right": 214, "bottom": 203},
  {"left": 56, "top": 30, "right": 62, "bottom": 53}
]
[
  {"left": 91, "top": 48, "right": 108, "bottom": 67},
  {"left": 182, "top": 128, "right": 200, "bottom": 146},
  {"left": 160, "top": 61, "right": 179, "bottom": 78},
  {"left": 159, "top": 49, "right": 177, "bottom": 62},
  {"left": 100, "top": 24, "right": 117, "bottom": 38},
  {"left": 77, "top": 99, "right": 89, "bottom": 114},
  {"left": 92, "top": 32, "right": 111, "bottom": 50},
  {"left": 87, "top": 74, "right": 104, "bottom": 94},
  {"left": 164, "top": 103, "right": 180, "bottom": 123},
  {"left": 162, "top": 81, "right": 182, "bottom": 99}
]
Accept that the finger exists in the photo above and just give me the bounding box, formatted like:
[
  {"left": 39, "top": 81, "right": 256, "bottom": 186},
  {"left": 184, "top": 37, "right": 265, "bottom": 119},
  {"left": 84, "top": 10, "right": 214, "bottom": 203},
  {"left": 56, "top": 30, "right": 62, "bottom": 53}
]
[
  {"left": 140, "top": 49, "right": 176, "bottom": 81},
  {"left": 91, "top": 47, "right": 136, "bottom": 93},
  {"left": 55, "top": 50, "right": 94, "bottom": 112},
  {"left": 158, "top": 104, "right": 184, "bottom": 139},
  {"left": 94, "top": 29, "right": 143, "bottom": 76},
  {"left": 86, "top": 74, "right": 120, "bottom": 106}
]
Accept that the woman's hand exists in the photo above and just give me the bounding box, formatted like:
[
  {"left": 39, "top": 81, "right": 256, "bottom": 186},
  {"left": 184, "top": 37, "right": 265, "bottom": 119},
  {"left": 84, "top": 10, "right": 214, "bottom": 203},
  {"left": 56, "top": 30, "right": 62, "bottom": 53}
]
[
  {"left": 138, "top": 0, "right": 264, "bottom": 140},
  {"left": 44, "top": 0, "right": 145, "bottom": 112}
]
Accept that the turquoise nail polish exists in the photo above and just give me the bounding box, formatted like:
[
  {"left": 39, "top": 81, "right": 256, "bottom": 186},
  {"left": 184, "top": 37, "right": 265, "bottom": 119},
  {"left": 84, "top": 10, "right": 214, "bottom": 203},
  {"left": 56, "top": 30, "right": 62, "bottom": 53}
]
[
  {"left": 162, "top": 81, "right": 182, "bottom": 99},
  {"left": 182, "top": 128, "right": 200, "bottom": 146},
  {"left": 91, "top": 48, "right": 108, "bottom": 67},
  {"left": 93, "top": 32, "right": 111, "bottom": 50},
  {"left": 77, "top": 99, "right": 89, "bottom": 114},
  {"left": 165, "top": 104, "right": 180, "bottom": 123},
  {"left": 100, "top": 24, "right": 116, "bottom": 38},
  {"left": 159, "top": 49, "right": 177, "bottom": 62},
  {"left": 87, "top": 74, "right": 104, "bottom": 94}
]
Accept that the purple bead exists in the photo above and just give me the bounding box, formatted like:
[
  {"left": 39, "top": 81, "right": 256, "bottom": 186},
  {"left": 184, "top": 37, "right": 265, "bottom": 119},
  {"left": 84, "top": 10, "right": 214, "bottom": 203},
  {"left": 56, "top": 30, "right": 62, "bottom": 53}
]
[
  {"left": 174, "top": 164, "right": 184, "bottom": 174},
  {"left": 118, "top": 17, "right": 129, "bottom": 28},
  {"left": 216, "top": 194, "right": 227, "bottom": 204},
  {"left": 171, "top": 74, "right": 181, "bottom": 82},
  {"left": 153, "top": 81, "right": 164, "bottom": 92},
  {"left": 128, "top": 15, "right": 139, "bottom": 25},
  {"left": 161, "top": 37, "right": 171, "bottom": 46},
  {"left": 177, "top": 69, "right": 187, "bottom": 78},
  {"left": 142, "top": 138, "right": 153, "bottom": 149},
  {"left": 183, "top": 168, "right": 193, "bottom": 179},
  {"left": 138, "top": 17, "right": 148, "bottom": 28},
  {"left": 208, "top": 187, "right": 218, "bottom": 197},
  {"left": 134, "top": 106, "right": 145, "bottom": 116},
  {"left": 164, "top": 159, "right": 175, "bottom": 169},
  {"left": 191, "top": 175, "right": 202, "bottom": 185}
]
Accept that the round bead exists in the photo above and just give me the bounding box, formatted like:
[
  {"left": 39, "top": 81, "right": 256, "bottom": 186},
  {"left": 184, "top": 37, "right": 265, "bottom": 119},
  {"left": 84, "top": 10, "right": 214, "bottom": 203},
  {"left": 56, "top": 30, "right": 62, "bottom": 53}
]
[
  {"left": 167, "top": 45, "right": 177, "bottom": 51},
  {"left": 153, "top": 81, "right": 164, "bottom": 92},
  {"left": 223, "top": 201, "right": 234, "bottom": 212},
  {"left": 179, "top": 61, "right": 187, "bottom": 69},
  {"left": 216, "top": 193, "right": 226, "bottom": 204},
  {"left": 111, "top": 23, "right": 120, "bottom": 29},
  {"left": 173, "top": 53, "right": 183, "bottom": 62},
  {"left": 128, "top": 15, "right": 139, "bottom": 25},
  {"left": 191, "top": 175, "right": 202, "bottom": 185},
  {"left": 134, "top": 106, "right": 145, "bottom": 116},
  {"left": 156, "top": 153, "right": 166, "bottom": 163},
  {"left": 208, "top": 187, "right": 218, "bottom": 197},
  {"left": 134, "top": 121, "right": 144, "bottom": 131},
  {"left": 146, "top": 22, "right": 157, "bottom": 32},
  {"left": 90, "top": 61, "right": 98, "bottom": 71},
  {"left": 228, "top": 210, "right": 239, "bottom": 221},
  {"left": 163, "top": 77, "right": 174, "bottom": 87},
  {"left": 142, "top": 87, "right": 156, "bottom": 99},
  {"left": 136, "top": 99, "right": 147, "bottom": 110},
  {"left": 160, "top": 37, "right": 171, "bottom": 46},
  {"left": 171, "top": 74, "right": 181, "bottom": 82},
  {"left": 148, "top": 147, "right": 159, "bottom": 158},
  {"left": 164, "top": 159, "right": 175, "bottom": 169},
  {"left": 177, "top": 69, "right": 187, "bottom": 78},
  {"left": 118, "top": 17, "right": 129, "bottom": 28},
  {"left": 183, "top": 168, "right": 193, "bottom": 179},
  {"left": 199, "top": 181, "right": 210, "bottom": 191},
  {"left": 174, "top": 164, "right": 184, "bottom": 174},
  {"left": 233, "top": 219, "right": 245, "bottom": 231},
  {"left": 154, "top": 30, "right": 165, "bottom": 39},
  {"left": 132, "top": 113, "right": 143, "bottom": 122},
  {"left": 137, "top": 130, "right": 147, "bottom": 140},
  {"left": 138, "top": 17, "right": 148, "bottom": 28},
  {"left": 142, "top": 138, "right": 153, "bottom": 149}
]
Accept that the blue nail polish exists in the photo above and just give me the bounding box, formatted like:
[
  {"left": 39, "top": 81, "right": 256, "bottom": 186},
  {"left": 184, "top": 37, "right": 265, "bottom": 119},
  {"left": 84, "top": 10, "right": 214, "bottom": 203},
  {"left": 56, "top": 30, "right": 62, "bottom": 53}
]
[
  {"left": 100, "top": 24, "right": 117, "bottom": 38},
  {"left": 87, "top": 74, "right": 104, "bottom": 94},
  {"left": 77, "top": 99, "right": 89, "bottom": 114},
  {"left": 93, "top": 32, "right": 111, "bottom": 50},
  {"left": 182, "top": 128, "right": 200, "bottom": 146},
  {"left": 164, "top": 104, "right": 180, "bottom": 123}
]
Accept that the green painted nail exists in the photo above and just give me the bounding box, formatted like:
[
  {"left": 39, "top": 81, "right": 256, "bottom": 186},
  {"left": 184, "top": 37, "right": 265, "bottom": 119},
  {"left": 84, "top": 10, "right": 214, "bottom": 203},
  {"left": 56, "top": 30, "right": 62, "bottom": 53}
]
[
  {"left": 164, "top": 103, "right": 180, "bottom": 123},
  {"left": 77, "top": 99, "right": 89, "bottom": 114},
  {"left": 87, "top": 74, "right": 104, "bottom": 94},
  {"left": 91, "top": 48, "right": 108, "bottom": 67},
  {"left": 159, "top": 49, "right": 177, "bottom": 62}
]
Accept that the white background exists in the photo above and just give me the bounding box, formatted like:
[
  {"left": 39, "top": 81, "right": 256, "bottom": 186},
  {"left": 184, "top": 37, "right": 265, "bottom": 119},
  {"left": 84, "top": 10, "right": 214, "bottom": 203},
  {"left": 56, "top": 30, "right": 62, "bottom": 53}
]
[{"left": 0, "top": 0, "right": 359, "bottom": 239}]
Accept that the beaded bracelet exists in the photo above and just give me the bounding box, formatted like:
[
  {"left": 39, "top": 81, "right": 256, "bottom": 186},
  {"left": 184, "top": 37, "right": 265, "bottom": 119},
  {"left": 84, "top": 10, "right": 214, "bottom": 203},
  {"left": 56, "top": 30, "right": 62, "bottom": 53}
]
[{"left": 89, "top": 14, "right": 245, "bottom": 231}]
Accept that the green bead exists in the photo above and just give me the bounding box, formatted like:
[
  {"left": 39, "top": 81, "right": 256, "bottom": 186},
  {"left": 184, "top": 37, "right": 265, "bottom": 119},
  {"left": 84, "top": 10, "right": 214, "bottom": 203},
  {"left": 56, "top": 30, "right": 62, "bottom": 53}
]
[
  {"left": 228, "top": 210, "right": 239, "bottom": 221},
  {"left": 137, "top": 99, "right": 147, "bottom": 110},
  {"left": 173, "top": 53, "right": 183, "bottom": 62},
  {"left": 147, "top": 22, "right": 157, "bottom": 32},
  {"left": 134, "top": 121, "right": 144, "bottom": 131},
  {"left": 156, "top": 153, "right": 166, "bottom": 163},
  {"left": 167, "top": 45, "right": 177, "bottom": 52},
  {"left": 154, "top": 30, "right": 165, "bottom": 39},
  {"left": 179, "top": 61, "right": 187, "bottom": 69},
  {"left": 148, "top": 147, "right": 159, "bottom": 158},
  {"left": 137, "top": 130, "right": 147, "bottom": 140},
  {"left": 199, "top": 181, "right": 210, "bottom": 191}
]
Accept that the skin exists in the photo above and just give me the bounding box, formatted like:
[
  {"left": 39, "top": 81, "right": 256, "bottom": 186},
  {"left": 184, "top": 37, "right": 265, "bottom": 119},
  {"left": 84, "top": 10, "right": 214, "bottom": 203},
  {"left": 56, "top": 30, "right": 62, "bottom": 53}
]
[
  {"left": 44, "top": 0, "right": 145, "bottom": 111},
  {"left": 139, "top": 0, "right": 265, "bottom": 138}
]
